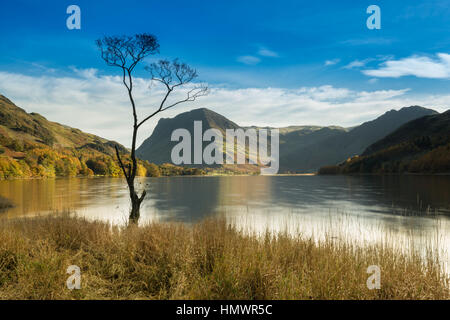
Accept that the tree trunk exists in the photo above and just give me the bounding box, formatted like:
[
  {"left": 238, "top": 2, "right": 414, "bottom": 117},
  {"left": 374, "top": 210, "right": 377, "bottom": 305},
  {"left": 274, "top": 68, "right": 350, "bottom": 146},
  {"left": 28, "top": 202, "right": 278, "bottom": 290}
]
[
  {"left": 127, "top": 178, "right": 147, "bottom": 223},
  {"left": 116, "top": 72, "right": 149, "bottom": 224},
  {"left": 127, "top": 179, "right": 147, "bottom": 224},
  {"left": 129, "top": 191, "right": 141, "bottom": 223}
]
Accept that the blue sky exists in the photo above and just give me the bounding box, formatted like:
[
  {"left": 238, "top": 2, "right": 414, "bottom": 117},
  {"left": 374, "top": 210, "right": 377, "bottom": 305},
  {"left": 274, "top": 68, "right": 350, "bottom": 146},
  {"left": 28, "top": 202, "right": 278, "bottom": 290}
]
[{"left": 0, "top": 0, "right": 449, "bottom": 146}]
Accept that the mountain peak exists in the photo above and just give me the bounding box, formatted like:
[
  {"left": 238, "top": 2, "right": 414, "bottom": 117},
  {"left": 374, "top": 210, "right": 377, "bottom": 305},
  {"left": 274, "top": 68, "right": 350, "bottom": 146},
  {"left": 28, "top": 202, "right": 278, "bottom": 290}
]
[
  {"left": 363, "top": 105, "right": 437, "bottom": 127},
  {"left": 173, "top": 107, "right": 221, "bottom": 119},
  {"left": 399, "top": 105, "right": 438, "bottom": 113},
  {"left": 379, "top": 105, "right": 438, "bottom": 117},
  {"left": 137, "top": 107, "right": 241, "bottom": 164}
]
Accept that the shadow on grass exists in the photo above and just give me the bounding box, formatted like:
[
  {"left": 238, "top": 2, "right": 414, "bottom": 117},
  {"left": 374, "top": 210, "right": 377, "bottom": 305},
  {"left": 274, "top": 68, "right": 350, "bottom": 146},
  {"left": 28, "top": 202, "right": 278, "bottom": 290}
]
[{"left": 0, "top": 195, "right": 13, "bottom": 211}]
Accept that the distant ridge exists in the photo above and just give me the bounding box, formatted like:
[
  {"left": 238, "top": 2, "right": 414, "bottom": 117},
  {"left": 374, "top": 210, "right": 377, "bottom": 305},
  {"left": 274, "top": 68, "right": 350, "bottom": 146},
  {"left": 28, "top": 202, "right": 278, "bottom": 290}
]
[
  {"left": 136, "top": 105, "right": 438, "bottom": 173},
  {"left": 363, "top": 109, "right": 450, "bottom": 155},
  {"left": 279, "top": 105, "right": 438, "bottom": 172},
  {"left": 320, "top": 110, "right": 450, "bottom": 174}
]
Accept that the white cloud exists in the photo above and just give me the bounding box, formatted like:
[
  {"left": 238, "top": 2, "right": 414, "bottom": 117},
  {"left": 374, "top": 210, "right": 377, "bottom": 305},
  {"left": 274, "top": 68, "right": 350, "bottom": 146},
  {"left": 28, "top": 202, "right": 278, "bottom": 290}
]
[
  {"left": 344, "top": 59, "right": 373, "bottom": 69},
  {"left": 0, "top": 69, "right": 448, "bottom": 148},
  {"left": 298, "top": 85, "right": 350, "bottom": 100},
  {"left": 258, "top": 48, "right": 279, "bottom": 58},
  {"left": 341, "top": 38, "right": 395, "bottom": 46},
  {"left": 355, "top": 89, "right": 411, "bottom": 102},
  {"left": 363, "top": 53, "right": 450, "bottom": 79},
  {"left": 70, "top": 67, "right": 99, "bottom": 78},
  {"left": 237, "top": 55, "right": 261, "bottom": 65},
  {"left": 199, "top": 87, "right": 424, "bottom": 128},
  {"left": 324, "top": 59, "right": 340, "bottom": 66},
  {"left": 238, "top": 46, "right": 278, "bottom": 65}
]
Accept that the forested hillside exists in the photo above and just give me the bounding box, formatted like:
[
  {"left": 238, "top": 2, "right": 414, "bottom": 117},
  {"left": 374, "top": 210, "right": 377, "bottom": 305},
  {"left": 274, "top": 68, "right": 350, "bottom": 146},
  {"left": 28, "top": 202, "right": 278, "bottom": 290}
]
[{"left": 0, "top": 95, "right": 200, "bottom": 179}]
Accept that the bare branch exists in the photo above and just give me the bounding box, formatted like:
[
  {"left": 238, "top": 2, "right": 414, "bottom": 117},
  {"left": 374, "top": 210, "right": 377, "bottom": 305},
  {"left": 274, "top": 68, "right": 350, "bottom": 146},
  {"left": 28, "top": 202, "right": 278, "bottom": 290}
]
[
  {"left": 137, "top": 60, "right": 209, "bottom": 128},
  {"left": 115, "top": 145, "right": 129, "bottom": 180},
  {"left": 96, "top": 34, "right": 159, "bottom": 71},
  {"left": 160, "top": 84, "right": 208, "bottom": 112},
  {"left": 139, "top": 190, "right": 147, "bottom": 203}
]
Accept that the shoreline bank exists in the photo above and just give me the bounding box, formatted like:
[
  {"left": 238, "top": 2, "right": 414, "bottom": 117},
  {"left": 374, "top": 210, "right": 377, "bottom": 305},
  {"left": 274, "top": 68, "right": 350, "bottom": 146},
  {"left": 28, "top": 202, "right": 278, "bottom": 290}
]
[{"left": 0, "top": 214, "right": 448, "bottom": 300}]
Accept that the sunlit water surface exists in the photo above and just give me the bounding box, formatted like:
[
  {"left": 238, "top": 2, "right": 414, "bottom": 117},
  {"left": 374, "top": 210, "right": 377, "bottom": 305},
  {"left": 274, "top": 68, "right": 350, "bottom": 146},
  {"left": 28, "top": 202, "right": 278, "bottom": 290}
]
[{"left": 1, "top": 175, "right": 449, "bottom": 272}]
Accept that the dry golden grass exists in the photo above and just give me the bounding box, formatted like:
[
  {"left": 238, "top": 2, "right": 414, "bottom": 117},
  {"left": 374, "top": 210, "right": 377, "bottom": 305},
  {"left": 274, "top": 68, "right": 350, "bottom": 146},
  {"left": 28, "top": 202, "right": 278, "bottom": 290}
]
[{"left": 0, "top": 214, "right": 448, "bottom": 300}]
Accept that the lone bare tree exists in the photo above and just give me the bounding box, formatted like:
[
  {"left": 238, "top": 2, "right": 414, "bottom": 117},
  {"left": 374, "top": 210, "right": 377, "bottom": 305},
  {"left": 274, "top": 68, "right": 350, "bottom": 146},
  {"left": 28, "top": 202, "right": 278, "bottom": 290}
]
[{"left": 97, "top": 34, "right": 207, "bottom": 223}]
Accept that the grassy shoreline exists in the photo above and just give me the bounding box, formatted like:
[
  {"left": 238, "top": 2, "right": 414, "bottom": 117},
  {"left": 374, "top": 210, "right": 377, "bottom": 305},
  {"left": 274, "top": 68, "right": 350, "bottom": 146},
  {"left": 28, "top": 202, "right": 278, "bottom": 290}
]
[{"left": 0, "top": 214, "right": 448, "bottom": 300}]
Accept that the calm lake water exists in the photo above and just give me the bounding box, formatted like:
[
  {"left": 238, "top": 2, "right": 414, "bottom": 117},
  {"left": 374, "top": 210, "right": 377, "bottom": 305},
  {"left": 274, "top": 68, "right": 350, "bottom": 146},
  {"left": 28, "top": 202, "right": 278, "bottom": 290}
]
[{"left": 1, "top": 175, "right": 450, "bottom": 270}]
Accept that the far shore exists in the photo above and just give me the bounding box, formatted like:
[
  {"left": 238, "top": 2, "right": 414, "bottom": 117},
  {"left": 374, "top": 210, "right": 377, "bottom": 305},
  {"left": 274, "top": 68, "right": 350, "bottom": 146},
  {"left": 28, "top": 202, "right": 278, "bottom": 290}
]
[
  {"left": 317, "top": 172, "right": 450, "bottom": 176},
  {"left": 3, "top": 171, "right": 450, "bottom": 182},
  {"left": 0, "top": 172, "right": 318, "bottom": 181}
]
